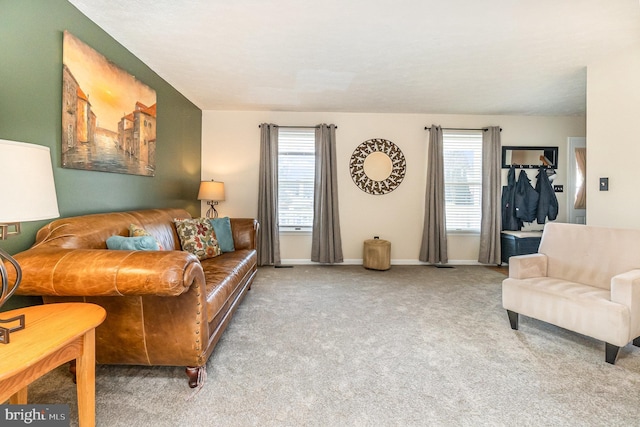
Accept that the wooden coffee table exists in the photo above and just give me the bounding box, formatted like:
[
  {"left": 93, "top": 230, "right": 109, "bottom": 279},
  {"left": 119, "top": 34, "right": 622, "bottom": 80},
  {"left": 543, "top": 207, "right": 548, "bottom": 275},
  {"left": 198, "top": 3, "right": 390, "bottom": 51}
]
[{"left": 0, "top": 303, "right": 106, "bottom": 427}]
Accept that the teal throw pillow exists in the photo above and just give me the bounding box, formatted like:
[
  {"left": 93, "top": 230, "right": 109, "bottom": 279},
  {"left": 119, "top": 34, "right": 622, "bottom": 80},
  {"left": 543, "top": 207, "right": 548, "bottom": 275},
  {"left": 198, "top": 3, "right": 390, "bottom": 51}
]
[
  {"left": 210, "top": 217, "right": 235, "bottom": 253},
  {"left": 106, "top": 235, "right": 159, "bottom": 251}
]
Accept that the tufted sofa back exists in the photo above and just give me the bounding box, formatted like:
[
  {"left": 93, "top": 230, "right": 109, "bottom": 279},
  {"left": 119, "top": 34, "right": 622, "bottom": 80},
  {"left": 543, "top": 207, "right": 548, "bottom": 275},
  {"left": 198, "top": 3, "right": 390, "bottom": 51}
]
[{"left": 33, "top": 208, "right": 191, "bottom": 251}]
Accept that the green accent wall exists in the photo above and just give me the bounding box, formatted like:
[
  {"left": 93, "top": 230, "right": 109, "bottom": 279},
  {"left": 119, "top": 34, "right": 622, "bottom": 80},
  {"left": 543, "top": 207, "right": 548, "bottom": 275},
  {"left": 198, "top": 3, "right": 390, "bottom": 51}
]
[
  {"left": 0, "top": 0, "right": 202, "bottom": 309},
  {"left": 0, "top": 0, "right": 202, "bottom": 253}
]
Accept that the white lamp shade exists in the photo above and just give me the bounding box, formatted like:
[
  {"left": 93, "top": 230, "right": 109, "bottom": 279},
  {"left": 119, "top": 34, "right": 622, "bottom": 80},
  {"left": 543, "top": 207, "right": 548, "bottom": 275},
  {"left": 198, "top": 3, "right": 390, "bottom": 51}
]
[
  {"left": 198, "top": 181, "right": 225, "bottom": 201},
  {"left": 0, "top": 139, "right": 60, "bottom": 223}
]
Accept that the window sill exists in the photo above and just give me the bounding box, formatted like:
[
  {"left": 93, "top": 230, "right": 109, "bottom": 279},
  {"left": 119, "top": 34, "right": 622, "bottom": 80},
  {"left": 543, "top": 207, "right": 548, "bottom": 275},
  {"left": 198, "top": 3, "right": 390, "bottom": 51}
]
[
  {"left": 446, "top": 230, "right": 480, "bottom": 236},
  {"left": 280, "top": 227, "right": 312, "bottom": 235}
]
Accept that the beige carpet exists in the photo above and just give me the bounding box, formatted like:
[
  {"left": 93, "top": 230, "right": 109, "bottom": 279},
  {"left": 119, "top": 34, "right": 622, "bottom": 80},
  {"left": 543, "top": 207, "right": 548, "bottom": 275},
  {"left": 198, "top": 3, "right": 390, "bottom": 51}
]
[{"left": 26, "top": 265, "right": 640, "bottom": 426}]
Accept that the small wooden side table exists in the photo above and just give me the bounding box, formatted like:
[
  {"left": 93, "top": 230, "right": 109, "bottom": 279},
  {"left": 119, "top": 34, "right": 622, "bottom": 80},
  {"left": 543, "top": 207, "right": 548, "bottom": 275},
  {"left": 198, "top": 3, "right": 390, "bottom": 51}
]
[{"left": 0, "top": 303, "right": 106, "bottom": 427}]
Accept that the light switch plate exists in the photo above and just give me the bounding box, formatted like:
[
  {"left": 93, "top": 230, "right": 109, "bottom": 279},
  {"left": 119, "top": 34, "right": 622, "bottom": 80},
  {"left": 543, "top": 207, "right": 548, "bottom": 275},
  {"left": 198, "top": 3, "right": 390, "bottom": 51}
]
[{"left": 600, "top": 177, "right": 609, "bottom": 191}]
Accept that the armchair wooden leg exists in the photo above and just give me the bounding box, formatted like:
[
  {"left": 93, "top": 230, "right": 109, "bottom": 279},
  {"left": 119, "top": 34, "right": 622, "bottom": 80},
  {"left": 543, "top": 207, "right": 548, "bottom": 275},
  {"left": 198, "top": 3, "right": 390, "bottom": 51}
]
[
  {"left": 605, "top": 343, "right": 620, "bottom": 364},
  {"left": 506, "top": 310, "right": 519, "bottom": 330}
]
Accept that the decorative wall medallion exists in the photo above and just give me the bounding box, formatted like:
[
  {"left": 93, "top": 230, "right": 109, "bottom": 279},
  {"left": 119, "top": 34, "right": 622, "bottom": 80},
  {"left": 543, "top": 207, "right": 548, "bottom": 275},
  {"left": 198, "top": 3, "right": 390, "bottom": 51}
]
[{"left": 349, "top": 138, "right": 406, "bottom": 195}]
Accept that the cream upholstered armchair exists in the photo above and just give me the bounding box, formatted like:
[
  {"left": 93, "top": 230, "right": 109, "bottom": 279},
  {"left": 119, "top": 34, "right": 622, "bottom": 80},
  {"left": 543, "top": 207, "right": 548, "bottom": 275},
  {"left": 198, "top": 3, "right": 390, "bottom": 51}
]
[{"left": 502, "top": 222, "right": 640, "bottom": 364}]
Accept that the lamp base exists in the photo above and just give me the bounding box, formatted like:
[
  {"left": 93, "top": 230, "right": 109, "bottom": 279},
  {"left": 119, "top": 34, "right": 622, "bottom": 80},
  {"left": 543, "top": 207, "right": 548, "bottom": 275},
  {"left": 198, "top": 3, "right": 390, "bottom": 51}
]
[
  {"left": 205, "top": 201, "right": 219, "bottom": 219},
  {"left": 0, "top": 314, "right": 25, "bottom": 344},
  {"left": 0, "top": 246, "right": 24, "bottom": 343}
]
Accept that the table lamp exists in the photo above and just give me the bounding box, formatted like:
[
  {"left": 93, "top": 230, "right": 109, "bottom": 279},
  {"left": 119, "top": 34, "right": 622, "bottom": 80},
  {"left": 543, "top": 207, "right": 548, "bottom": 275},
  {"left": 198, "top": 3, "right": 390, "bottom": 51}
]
[
  {"left": 198, "top": 180, "right": 225, "bottom": 218},
  {"left": 0, "top": 139, "right": 60, "bottom": 343}
]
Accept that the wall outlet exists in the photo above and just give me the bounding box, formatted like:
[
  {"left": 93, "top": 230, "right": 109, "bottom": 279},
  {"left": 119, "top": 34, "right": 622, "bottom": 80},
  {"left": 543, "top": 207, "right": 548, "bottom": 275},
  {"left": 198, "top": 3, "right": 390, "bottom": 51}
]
[{"left": 553, "top": 185, "right": 563, "bottom": 192}]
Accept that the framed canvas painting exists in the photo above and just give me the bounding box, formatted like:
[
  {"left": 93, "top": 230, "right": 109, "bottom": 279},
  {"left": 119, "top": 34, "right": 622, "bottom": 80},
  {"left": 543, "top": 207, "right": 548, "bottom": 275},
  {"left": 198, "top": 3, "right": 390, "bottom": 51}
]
[{"left": 61, "top": 31, "right": 157, "bottom": 176}]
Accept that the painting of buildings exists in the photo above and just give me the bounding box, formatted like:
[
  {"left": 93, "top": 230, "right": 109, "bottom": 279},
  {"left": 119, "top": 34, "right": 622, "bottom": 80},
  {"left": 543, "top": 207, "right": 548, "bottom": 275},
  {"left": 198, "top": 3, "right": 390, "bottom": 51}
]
[{"left": 61, "top": 31, "right": 157, "bottom": 176}]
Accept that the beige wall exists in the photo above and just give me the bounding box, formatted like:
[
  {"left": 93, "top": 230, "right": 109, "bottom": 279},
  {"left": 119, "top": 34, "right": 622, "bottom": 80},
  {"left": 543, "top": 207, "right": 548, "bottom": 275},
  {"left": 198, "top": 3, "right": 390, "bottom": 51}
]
[
  {"left": 586, "top": 46, "right": 640, "bottom": 228},
  {"left": 202, "top": 111, "right": 585, "bottom": 264}
]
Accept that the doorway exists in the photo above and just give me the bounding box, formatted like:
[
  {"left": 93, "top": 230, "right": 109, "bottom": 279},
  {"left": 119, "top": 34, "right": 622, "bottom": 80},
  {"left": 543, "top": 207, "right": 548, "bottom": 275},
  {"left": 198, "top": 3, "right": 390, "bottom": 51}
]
[{"left": 567, "top": 137, "right": 586, "bottom": 224}]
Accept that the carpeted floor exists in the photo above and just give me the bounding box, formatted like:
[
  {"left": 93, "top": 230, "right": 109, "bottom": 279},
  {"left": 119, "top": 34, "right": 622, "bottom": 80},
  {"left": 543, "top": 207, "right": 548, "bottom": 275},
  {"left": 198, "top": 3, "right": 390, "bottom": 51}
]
[{"left": 25, "top": 265, "right": 640, "bottom": 426}]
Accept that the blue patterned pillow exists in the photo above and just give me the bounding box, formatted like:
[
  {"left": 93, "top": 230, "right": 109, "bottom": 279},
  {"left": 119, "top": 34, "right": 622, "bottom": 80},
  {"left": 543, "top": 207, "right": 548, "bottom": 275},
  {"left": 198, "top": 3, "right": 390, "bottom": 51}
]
[
  {"left": 210, "top": 217, "right": 235, "bottom": 253},
  {"left": 106, "top": 235, "right": 159, "bottom": 251}
]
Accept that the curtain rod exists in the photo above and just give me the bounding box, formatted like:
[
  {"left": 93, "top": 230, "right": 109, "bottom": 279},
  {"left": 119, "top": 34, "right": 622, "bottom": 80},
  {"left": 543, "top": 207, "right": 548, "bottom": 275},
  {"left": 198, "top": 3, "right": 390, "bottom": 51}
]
[
  {"left": 258, "top": 125, "right": 338, "bottom": 129},
  {"left": 424, "top": 127, "right": 502, "bottom": 132}
]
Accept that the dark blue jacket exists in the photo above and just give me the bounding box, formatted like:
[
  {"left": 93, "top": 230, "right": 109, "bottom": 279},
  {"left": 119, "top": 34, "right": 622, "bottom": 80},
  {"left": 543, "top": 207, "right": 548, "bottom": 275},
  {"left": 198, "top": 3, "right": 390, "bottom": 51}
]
[
  {"left": 514, "top": 170, "right": 539, "bottom": 223},
  {"left": 535, "top": 167, "right": 558, "bottom": 224},
  {"left": 501, "top": 166, "right": 523, "bottom": 231}
]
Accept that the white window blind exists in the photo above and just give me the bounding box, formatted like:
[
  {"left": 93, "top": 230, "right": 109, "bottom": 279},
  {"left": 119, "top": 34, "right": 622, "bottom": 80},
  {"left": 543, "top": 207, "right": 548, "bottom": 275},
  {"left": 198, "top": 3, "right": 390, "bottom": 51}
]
[
  {"left": 443, "top": 130, "right": 483, "bottom": 232},
  {"left": 278, "top": 128, "right": 315, "bottom": 230}
]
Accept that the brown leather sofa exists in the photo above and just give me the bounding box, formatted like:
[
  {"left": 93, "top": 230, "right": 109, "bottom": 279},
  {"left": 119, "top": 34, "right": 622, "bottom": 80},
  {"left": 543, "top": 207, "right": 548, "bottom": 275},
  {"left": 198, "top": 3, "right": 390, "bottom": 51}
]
[{"left": 12, "top": 208, "right": 258, "bottom": 388}]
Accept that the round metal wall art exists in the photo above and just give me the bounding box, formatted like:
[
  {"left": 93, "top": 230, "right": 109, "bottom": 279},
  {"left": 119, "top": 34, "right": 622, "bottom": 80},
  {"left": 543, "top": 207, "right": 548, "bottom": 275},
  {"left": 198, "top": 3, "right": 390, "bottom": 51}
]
[{"left": 349, "top": 138, "right": 406, "bottom": 195}]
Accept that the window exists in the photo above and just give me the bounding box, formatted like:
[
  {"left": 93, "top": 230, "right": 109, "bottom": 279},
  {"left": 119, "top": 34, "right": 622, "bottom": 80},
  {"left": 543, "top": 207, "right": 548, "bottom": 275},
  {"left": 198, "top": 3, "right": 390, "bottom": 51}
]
[
  {"left": 278, "top": 128, "right": 315, "bottom": 231},
  {"left": 443, "top": 130, "right": 482, "bottom": 233}
]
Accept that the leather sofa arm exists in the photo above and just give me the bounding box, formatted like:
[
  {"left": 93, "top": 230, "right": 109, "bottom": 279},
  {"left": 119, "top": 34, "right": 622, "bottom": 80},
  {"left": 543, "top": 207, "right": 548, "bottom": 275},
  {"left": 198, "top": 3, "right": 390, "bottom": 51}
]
[
  {"left": 508, "top": 253, "right": 548, "bottom": 279},
  {"left": 13, "top": 248, "right": 205, "bottom": 297},
  {"left": 230, "top": 218, "right": 259, "bottom": 250}
]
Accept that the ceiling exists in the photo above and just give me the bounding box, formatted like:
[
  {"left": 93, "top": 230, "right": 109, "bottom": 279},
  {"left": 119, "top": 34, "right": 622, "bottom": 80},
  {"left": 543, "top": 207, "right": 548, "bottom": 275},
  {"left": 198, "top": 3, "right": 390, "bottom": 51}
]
[{"left": 67, "top": 0, "right": 640, "bottom": 116}]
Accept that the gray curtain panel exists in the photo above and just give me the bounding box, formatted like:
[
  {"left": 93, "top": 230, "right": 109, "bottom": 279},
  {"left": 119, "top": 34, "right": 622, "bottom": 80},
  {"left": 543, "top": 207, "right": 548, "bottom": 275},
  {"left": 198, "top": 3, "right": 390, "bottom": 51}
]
[
  {"left": 419, "top": 125, "right": 448, "bottom": 264},
  {"left": 257, "top": 123, "right": 281, "bottom": 266},
  {"left": 478, "top": 126, "right": 502, "bottom": 264},
  {"left": 311, "top": 124, "right": 344, "bottom": 264}
]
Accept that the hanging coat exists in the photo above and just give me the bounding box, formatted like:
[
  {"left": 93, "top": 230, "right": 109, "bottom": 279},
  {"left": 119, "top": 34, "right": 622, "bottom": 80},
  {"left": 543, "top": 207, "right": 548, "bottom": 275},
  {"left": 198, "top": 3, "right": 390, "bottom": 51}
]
[
  {"left": 501, "top": 166, "right": 522, "bottom": 231},
  {"left": 535, "top": 167, "right": 559, "bottom": 224},
  {"left": 514, "top": 170, "right": 539, "bottom": 223}
]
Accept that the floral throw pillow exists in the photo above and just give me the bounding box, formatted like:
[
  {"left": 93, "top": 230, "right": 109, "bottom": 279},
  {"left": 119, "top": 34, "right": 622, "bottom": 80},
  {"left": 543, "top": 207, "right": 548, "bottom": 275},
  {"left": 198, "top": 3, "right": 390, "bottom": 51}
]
[
  {"left": 173, "top": 217, "right": 221, "bottom": 261},
  {"left": 129, "top": 224, "right": 165, "bottom": 250}
]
